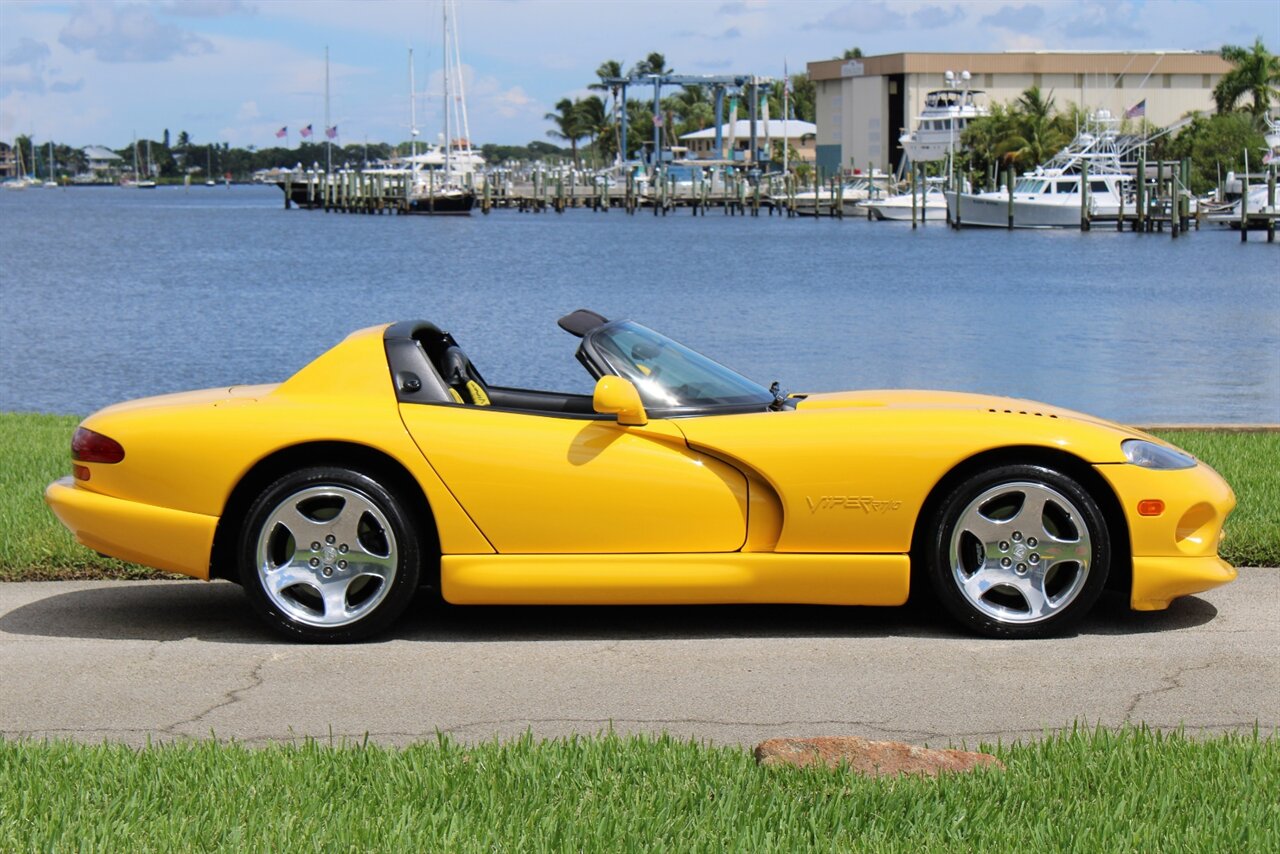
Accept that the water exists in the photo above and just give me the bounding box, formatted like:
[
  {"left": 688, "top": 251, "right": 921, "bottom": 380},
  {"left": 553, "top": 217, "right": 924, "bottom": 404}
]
[{"left": 1, "top": 185, "right": 1277, "bottom": 422}]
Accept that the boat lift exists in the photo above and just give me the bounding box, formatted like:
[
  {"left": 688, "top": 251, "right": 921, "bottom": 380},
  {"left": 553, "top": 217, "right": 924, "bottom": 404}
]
[{"left": 602, "top": 73, "right": 774, "bottom": 170}]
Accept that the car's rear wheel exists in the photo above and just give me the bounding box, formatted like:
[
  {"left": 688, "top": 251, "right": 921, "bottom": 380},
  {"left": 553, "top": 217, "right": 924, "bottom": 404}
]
[
  {"left": 926, "top": 464, "right": 1110, "bottom": 639},
  {"left": 238, "top": 466, "right": 420, "bottom": 642}
]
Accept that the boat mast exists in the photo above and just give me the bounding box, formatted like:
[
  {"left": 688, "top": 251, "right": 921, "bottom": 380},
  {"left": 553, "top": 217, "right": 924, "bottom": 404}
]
[
  {"left": 449, "top": 0, "right": 471, "bottom": 163},
  {"left": 443, "top": 0, "right": 451, "bottom": 180},
  {"left": 325, "top": 45, "right": 332, "bottom": 175},
  {"left": 409, "top": 48, "right": 419, "bottom": 171}
]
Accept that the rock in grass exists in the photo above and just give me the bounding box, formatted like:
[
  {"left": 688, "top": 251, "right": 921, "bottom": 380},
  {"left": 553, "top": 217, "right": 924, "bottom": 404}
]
[{"left": 755, "top": 736, "right": 1003, "bottom": 777}]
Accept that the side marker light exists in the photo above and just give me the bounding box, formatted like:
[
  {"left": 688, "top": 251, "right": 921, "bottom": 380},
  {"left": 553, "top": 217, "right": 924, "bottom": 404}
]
[
  {"left": 73, "top": 465, "right": 90, "bottom": 481},
  {"left": 1137, "top": 499, "right": 1165, "bottom": 517}
]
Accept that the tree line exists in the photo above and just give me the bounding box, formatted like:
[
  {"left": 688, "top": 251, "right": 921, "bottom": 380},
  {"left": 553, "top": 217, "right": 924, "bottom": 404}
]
[
  {"left": 543, "top": 51, "right": 816, "bottom": 168},
  {"left": 3, "top": 133, "right": 571, "bottom": 182}
]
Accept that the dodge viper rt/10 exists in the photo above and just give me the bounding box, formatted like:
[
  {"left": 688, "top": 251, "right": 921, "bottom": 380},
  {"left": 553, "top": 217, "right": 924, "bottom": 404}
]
[{"left": 45, "top": 310, "right": 1236, "bottom": 642}]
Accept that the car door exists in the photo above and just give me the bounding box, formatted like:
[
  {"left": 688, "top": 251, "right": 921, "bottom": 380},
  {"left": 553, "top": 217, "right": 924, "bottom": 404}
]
[{"left": 398, "top": 403, "right": 748, "bottom": 554}]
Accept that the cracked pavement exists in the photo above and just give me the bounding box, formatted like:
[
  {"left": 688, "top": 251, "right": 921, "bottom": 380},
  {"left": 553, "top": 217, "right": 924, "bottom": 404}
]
[{"left": 0, "top": 569, "right": 1274, "bottom": 747}]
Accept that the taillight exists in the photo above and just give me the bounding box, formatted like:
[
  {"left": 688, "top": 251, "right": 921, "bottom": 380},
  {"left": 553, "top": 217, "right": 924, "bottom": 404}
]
[{"left": 72, "top": 427, "right": 125, "bottom": 463}]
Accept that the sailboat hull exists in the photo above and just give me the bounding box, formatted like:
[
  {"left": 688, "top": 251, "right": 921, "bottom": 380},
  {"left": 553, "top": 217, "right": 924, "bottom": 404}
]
[{"left": 407, "top": 191, "right": 475, "bottom": 215}]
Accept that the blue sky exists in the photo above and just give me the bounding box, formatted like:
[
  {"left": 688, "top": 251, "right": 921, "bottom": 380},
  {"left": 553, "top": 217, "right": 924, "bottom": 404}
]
[{"left": 1, "top": 0, "right": 1276, "bottom": 149}]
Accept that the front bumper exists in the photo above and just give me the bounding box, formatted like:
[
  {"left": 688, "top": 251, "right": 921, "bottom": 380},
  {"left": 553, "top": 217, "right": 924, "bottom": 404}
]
[
  {"left": 44, "top": 477, "right": 217, "bottom": 580},
  {"left": 1096, "top": 461, "right": 1237, "bottom": 611},
  {"left": 1130, "top": 555, "right": 1237, "bottom": 611}
]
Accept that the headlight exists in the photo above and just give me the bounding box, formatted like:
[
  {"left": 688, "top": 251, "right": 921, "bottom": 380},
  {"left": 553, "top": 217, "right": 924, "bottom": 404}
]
[{"left": 1122, "top": 439, "right": 1196, "bottom": 470}]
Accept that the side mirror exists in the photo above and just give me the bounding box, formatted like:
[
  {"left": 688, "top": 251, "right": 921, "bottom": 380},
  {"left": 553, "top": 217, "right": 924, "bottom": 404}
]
[{"left": 592, "top": 375, "right": 648, "bottom": 426}]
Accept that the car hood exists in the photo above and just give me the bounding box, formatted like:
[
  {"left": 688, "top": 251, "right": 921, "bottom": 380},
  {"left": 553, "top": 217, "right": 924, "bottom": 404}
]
[{"left": 792, "top": 389, "right": 1152, "bottom": 439}]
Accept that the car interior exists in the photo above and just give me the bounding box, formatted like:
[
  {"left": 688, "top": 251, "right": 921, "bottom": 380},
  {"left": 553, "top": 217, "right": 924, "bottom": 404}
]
[{"left": 399, "top": 315, "right": 602, "bottom": 416}]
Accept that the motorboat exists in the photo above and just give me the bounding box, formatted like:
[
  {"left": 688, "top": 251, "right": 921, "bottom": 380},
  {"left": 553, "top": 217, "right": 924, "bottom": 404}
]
[
  {"left": 899, "top": 72, "right": 988, "bottom": 165},
  {"left": 860, "top": 181, "right": 948, "bottom": 221},
  {"left": 945, "top": 111, "right": 1133, "bottom": 228},
  {"left": 1203, "top": 184, "right": 1273, "bottom": 223},
  {"left": 790, "top": 171, "right": 894, "bottom": 216}
]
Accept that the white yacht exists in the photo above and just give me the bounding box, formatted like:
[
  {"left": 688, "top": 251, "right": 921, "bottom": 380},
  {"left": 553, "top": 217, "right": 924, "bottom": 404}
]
[
  {"left": 899, "top": 72, "right": 988, "bottom": 165},
  {"left": 945, "top": 111, "right": 1133, "bottom": 229}
]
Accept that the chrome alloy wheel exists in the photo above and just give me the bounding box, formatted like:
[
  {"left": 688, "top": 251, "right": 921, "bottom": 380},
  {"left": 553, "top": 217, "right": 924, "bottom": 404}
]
[
  {"left": 947, "top": 481, "right": 1092, "bottom": 625},
  {"left": 254, "top": 485, "right": 399, "bottom": 628}
]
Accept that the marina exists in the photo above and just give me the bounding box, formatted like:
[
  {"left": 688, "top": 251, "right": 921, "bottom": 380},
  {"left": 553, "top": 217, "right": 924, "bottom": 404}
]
[
  {"left": 266, "top": 157, "right": 1279, "bottom": 239},
  {"left": 1, "top": 184, "right": 1276, "bottom": 425}
]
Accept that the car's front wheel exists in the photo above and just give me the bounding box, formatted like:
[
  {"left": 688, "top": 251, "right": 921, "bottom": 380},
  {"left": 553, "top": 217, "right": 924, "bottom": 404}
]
[
  {"left": 238, "top": 466, "right": 421, "bottom": 642},
  {"left": 926, "top": 464, "right": 1111, "bottom": 639}
]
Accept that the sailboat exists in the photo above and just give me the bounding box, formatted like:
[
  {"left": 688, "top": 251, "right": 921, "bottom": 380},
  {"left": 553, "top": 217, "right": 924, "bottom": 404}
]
[
  {"left": 407, "top": 0, "right": 480, "bottom": 215},
  {"left": 43, "top": 141, "right": 58, "bottom": 187},
  {"left": 136, "top": 140, "right": 156, "bottom": 188},
  {"left": 205, "top": 145, "right": 217, "bottom": 186},
  {"left": 3, "top": 139, "right": 39, "bottom": 190}
]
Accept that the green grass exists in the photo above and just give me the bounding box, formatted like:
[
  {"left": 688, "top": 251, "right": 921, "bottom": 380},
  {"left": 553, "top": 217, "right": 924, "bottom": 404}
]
[
  {"left": 1, "top": 413, "right": 1277, "bottom": 579},
  {"left": 0, "top": 414, "right": 160, "bottom": 579},
  {"left": 0, "top": 727, "right": 1276, "bottom": 852}
]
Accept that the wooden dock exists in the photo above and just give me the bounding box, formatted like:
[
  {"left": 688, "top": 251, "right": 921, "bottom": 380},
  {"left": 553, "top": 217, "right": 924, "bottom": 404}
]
[
  {"left": 278, "top": 170, "right": 867, "bottom": 218},
  {"left": 277, "top": 162, "right": 1278, "bottom": 240}
]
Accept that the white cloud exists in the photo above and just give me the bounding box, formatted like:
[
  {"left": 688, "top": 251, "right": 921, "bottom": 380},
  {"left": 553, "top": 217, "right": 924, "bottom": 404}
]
[
  {"left": 59, "top": 2, "right": 215, "bottom": 63},
  {"left": 803, "top": 2, "right": 907, "bottom": 32},
  {"left": 979, "top": 4, "right": 1046, "bottom": 34}
]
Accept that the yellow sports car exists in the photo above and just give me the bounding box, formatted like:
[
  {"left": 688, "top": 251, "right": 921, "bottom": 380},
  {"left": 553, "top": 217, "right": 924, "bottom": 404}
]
[{"left": 46, "top": 310, "right": 1236, "bottom": 642}]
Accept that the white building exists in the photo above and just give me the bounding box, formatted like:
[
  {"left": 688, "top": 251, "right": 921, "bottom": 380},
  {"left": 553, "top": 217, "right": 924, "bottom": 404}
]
[
  {"left": 83, "top": 146, "right": 124, "bottom": 179},
  {"left": 679, "top": 119, "right": 817, "bottom": 162},
  {"left": 807, "top": 51, "right": 1233, "bottom": 176}
]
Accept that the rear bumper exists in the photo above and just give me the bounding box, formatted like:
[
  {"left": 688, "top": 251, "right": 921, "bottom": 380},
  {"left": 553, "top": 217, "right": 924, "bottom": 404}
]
[{"left": 44, "top": 477, "right": 216, "bottom": 580}]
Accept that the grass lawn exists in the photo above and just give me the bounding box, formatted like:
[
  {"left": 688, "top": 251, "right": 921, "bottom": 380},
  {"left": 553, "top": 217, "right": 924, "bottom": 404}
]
[
  {"left": 2, "top": 413, "right": 1277, "bottom": 579},
  {"left": 1, "top": 727, "right": 1276, "bottom": 852}
]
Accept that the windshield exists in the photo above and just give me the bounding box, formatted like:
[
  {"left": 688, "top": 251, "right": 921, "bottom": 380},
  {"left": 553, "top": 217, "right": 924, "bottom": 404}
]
[{"left": 585, "top": 321, "right": 774, "bottom": 413}]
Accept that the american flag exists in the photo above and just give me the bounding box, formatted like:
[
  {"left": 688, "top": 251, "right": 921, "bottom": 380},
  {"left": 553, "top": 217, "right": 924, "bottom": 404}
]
[
  {"left": 1124, "top": 99, "right": 1146, "bottom": 119},
  {"left": 325, "top": 125, "right": 338, "bottom": 139},
  {"left": 275, "top": 126, "right": 287, "bottom": 138},
  {"left": 300, "top": 124, "right": 313, "bottom": 138}
]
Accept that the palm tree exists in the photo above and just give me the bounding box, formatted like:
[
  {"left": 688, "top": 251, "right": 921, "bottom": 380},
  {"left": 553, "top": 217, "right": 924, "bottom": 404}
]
[
  {"left": 545, "top": 98, "right": 586, "bottom": 167},
  {"left": 993, "top": 87, "right": 1069, "bottom": 170},
  {"left": 631, "top": 52, "right": 671, "bottom": 76},
  {"left": 1214, "top": 37, "right": 1280, "bottom": 121},
  {"left": 669, "top": 85, "right": 713, "bottom": 135},
  {"left": 590, "top": 59, "right": 623, "bottom": 99},
  {"left": 576, "top": 96, "right": 609, "bottom": 165},
  {"left": 590, "top": 59, "right": 625, "bottom": 159}
]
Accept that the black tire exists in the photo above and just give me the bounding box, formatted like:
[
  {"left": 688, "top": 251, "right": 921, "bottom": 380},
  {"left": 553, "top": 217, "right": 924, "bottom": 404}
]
[
  {"left": 925, "top": 464, "right": 1110, "bottom": 639},
  {"left": 238, "top": 466, "right": 421, "bottom": 642}
]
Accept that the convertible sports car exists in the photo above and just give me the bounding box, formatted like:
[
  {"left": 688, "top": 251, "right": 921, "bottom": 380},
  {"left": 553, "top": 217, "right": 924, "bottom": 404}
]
[{"left": 46, "top": 310, "right": 1236, "bottom": 642}]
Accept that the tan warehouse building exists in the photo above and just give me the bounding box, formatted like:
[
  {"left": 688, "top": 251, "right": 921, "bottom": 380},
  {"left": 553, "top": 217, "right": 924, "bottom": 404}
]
[{"left": 806, "top": 51, "right": 1233, "bottom": 176}]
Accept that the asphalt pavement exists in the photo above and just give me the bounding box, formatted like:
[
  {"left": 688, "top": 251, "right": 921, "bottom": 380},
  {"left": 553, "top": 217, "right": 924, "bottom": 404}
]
[{"left": 1, "top": 569, "right": 1275, "bottom": 747}]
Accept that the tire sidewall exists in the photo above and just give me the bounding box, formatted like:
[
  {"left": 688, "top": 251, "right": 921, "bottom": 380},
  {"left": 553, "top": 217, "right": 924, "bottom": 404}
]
[
  {"left": 238, "top": 466, "right": 421, "bottom": 643},
  {"left": 926, "top": 463, "right": 1111, "bottom": 639}
]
